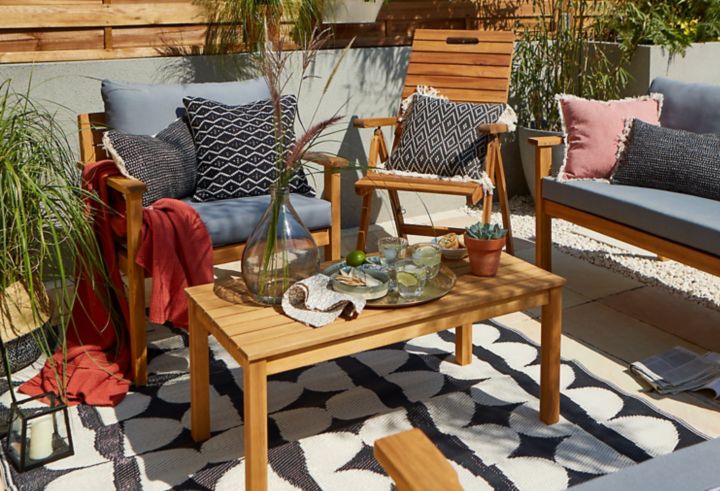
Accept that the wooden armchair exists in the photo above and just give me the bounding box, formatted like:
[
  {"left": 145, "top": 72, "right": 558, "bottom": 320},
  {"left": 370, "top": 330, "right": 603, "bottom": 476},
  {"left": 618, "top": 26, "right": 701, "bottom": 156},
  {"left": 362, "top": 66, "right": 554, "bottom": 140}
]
[
  {"left": 353, "top": 29, "right": 515, "bottom": 254},
  {"left": 78, "top": 112, "right": 346, "bottom": 385}
]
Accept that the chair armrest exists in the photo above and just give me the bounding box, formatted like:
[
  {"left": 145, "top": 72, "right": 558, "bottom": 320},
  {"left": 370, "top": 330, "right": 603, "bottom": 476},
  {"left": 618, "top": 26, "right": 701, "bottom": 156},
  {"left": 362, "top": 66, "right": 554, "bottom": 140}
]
[
  {"left": 352, "top": 117, "right": 399, "bottom": 129},
  {"left": 478, "top": 123, "right": 510, "bottom": 135},
  {"left": 303, "top": 151, "right": 349, "bottom": 169},
  {"left": 106, "top": 175, "right": 146, "bottom": 197},
  {"left": 530, "top": 136, "right": 563, "bottom": 147}
]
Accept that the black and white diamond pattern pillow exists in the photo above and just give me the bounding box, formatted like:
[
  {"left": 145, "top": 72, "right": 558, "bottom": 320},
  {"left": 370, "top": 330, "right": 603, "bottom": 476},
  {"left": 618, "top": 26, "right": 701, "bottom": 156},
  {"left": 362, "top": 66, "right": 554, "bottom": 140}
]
[
  {"left": 103, "top": 118, "right": 197, "bottom": 207},
  {"left": 184, "top": 95, "right": 314, "bottom": 202},
  {"left": 387, "top": 95, "right": 507, "bottom": 180}
]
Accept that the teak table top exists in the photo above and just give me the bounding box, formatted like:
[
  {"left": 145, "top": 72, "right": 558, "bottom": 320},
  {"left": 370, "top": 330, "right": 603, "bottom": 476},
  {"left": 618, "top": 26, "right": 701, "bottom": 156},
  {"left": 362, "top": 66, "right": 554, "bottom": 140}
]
[{"left": 185, "top": 253, "right": 565, "bottom": 366}]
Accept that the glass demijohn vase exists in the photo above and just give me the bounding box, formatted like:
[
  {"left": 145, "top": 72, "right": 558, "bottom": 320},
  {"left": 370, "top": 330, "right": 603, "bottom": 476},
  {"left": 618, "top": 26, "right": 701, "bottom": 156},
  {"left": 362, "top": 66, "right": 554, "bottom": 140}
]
[{"left": 242, "top": 185, "right": 320, "bottom": 304}]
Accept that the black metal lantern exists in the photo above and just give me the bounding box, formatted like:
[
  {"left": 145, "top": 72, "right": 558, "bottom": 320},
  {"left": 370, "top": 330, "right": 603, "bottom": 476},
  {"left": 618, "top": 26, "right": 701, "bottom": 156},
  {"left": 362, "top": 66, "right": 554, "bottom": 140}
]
[
  {"left": 0, "top": 329, "right": 73, "bottom": 472},
  {"left": 6, "top": 392, "right": 74, "bottom": 472}
]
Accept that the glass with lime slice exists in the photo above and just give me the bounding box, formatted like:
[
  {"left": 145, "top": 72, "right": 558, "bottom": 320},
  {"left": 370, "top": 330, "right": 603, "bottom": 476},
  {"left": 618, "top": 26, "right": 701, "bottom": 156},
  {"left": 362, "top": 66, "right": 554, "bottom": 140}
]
[
  {"left": 411, "top": 242, "right": 441, "bottom": 279},
  {"left": 394, "top": 259, "right": 428, "bottom": 299}
]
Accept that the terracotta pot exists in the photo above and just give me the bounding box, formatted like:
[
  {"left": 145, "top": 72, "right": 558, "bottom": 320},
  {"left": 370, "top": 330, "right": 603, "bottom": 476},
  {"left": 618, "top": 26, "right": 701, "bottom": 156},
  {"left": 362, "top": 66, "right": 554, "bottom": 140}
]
[{"left": 464, "top": 234, "right": 506, "bottom": 277}]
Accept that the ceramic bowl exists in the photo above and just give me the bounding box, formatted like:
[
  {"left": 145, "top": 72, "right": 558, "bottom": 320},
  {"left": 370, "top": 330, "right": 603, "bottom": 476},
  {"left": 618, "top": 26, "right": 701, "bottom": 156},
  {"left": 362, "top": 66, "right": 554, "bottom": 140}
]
[
  {"left": 330, "top": 267, "right": 390, "bottom": 300},
  {"left": 431, "top": 238, "right": 468, "bottom": 260}
]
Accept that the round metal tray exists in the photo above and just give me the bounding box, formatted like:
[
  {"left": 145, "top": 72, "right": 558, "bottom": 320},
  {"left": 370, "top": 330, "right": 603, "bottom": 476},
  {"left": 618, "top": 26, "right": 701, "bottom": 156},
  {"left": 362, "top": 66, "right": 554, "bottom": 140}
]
[{"left": 323, "top": 261, "right": 456, "bottom": 308}]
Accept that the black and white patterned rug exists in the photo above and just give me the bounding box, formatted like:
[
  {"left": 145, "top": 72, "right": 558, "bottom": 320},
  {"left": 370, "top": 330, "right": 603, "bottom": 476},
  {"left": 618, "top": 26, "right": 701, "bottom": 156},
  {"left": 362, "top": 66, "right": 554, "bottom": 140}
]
[{"left": 0, "top": 321, "right": 706, "bottom": 490}]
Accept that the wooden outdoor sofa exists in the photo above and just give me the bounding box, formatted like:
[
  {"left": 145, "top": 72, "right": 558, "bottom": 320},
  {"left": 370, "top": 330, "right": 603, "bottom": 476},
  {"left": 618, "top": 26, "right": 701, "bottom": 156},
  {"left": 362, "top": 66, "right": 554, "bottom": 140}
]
[
  {"left": 533, "top": 77, "right": 720, "bottom": 279},
  {"left": 78, "top": 109, "right": 347, "bottom": 385}
]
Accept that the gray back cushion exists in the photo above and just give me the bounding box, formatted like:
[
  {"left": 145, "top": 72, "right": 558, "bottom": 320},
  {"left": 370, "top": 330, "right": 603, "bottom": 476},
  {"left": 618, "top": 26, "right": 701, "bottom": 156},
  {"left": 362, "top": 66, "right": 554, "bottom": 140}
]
[
  {"left": 649, "top": 77, "right": 720, "bottom": 134},
  {"left": 101, "top": 78, "right": 271, "bottom": 135}
]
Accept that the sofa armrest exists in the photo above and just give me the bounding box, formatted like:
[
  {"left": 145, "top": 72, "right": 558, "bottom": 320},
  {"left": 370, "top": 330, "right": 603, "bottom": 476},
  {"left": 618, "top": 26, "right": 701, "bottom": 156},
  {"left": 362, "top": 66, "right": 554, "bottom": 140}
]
[
  {"left": 530, "top": 136, "right": 563, "bottom": 148},
  {"left": 352, "top": 117, "right": 399, "bottom": 129},
  {"left": 303, "top": 151, "right": 349, "bottom": 169},
  {"left": 478, "top": 123, "right": 509, "bottom": 135},
  {"left": 106, "top": 176, "right": 147, "bottom": 197}
]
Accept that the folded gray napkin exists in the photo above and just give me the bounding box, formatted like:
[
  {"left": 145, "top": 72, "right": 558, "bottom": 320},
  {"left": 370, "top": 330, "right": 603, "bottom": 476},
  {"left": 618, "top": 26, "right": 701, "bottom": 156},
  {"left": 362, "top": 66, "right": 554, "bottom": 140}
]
[{"left": 281, "top": 274, "right": 366, "bottom": 327}]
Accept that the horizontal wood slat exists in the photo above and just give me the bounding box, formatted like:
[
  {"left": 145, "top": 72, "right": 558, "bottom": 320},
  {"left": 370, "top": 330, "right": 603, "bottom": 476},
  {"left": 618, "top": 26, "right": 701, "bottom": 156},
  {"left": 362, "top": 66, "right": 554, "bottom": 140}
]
[
  {"left": 412, "top": 39, "right": 514, "bottom": 55},
  {"left": 0, "top": 0, "right": 580, "bottom": 64},
  {"left": 0, "top": 3, "right": 204, "bottom": 29},
  {"left": 404, "top": 74, "right": 508, "bottom": 90},
  {"left": 401, "top": 85, "right": 507, "bottom": 103},
  {"left": 408, "top": 51, "right": 512, "bottom": 67},
  {"left": 407, "top": 62, "right": 510, "bottom": 79}
]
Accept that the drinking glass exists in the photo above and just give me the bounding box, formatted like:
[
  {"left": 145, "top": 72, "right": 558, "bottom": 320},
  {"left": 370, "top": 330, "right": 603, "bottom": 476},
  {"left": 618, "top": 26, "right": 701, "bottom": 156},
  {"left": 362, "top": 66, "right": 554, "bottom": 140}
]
[
  {"left": 378, "top": 237, "right": 408, "bottom": 288},
  {"left": 394, "top": 259, "right": 428, "bottom": 299},
  {"left": 410, "top": 242, "right": 442, "bottom": 279}
]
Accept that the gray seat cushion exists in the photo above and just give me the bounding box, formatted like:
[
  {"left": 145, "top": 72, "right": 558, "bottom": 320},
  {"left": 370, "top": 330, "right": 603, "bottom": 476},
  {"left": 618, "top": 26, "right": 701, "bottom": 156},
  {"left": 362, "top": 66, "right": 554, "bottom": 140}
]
[
  {"left": 572, "top": 438, "right": 720, "bottom": 491},
  {"left": 649, "top": 77, "right": 720, "bottom": 134},
  {"left": 542, "top": 178, "right": 720, "bottom": 257},
  {"left": 102, "top": 78, "right": 270, "bottom": 135},
  {"left": 184, "top": 194, "right": 332, "bottom": 247}
]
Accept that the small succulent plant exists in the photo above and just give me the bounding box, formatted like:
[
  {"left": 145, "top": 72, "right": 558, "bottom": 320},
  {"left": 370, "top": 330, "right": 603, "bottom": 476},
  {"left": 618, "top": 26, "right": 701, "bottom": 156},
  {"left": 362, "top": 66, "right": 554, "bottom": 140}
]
[{"left": 465, "top": 222, "right": 507, "bottom": 240}]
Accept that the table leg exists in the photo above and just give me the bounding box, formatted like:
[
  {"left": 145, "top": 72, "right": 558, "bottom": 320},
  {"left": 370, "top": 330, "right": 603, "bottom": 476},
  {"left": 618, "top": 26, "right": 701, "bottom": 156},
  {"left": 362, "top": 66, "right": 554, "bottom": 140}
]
[
  {"left": 189, "top": 300, "right": 211, "bottom": 442},
  {"left": 244, "top": 360, "right": 268, "bottom": 491},
  {"left": 455, "top": 323, "right": 473, "bottom": 365},
  {"left": 540, "top": 287, "right": 562, "bottom": 424}
]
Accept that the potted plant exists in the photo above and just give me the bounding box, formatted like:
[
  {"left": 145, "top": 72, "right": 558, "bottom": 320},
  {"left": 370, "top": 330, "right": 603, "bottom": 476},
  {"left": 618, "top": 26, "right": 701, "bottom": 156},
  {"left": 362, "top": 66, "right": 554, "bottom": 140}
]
[
  {"left": 594, "top": 0, "right": 720, "bottom": 95},
  {"left": 0, "top": 81, "right": 105, "bottom": 403},
  {"left": 464, "top": 222, "right": 507, "bottom": 277},
  {"left": 511, "top": 0, "right": 629, "bottom": 197}
]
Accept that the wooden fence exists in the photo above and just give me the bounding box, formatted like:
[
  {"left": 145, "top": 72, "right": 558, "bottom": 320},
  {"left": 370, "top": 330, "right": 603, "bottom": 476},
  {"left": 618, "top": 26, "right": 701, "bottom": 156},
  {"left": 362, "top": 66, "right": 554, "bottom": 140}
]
[{"left": 0, "top": 0, "right": 551, "bottom": 64}]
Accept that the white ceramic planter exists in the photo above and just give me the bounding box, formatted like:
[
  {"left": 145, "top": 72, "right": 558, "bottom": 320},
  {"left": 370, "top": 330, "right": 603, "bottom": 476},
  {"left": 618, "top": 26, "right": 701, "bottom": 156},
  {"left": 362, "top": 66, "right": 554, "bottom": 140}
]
[{"left": 322, "top": 0, "right": 383, "bottom": 24}]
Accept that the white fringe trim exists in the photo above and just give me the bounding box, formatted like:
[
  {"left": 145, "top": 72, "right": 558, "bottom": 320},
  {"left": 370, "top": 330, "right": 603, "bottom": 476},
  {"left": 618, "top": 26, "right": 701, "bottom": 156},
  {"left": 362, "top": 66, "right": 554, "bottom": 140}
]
[
  {"left": 609, "top": 117, "right": 637, "bottom": 180},
  {"left": 373, "top": 166, "right": 495, "bottom": 195},
  {"left": 497, "top": 105, "right": 518, "bottom": 132},
  {"left": 101, "top": 131, "right": 133, "bottom": 179},
  {"left": 555, "top": 93, "right": 664, "bottom": 182},
  {"left": 400, "top": 85, "right": 448, "bottom": 114}
]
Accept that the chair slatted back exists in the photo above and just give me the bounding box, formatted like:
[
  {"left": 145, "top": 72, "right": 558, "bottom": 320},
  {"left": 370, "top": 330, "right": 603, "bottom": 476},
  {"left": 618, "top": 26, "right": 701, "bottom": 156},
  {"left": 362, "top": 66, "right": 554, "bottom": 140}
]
[{"left": 403, "top": 29, "right": 514, "bottom": 105}]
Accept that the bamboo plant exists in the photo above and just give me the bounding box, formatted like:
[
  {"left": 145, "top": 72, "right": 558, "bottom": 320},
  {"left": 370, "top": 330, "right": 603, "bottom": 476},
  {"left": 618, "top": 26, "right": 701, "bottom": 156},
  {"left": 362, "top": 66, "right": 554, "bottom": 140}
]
[
  {"left": 0, "top": 81, "right": 108, "bottom": 399},
  {"left": 511, "top": 0, "right": 630, "bottom": 130}
]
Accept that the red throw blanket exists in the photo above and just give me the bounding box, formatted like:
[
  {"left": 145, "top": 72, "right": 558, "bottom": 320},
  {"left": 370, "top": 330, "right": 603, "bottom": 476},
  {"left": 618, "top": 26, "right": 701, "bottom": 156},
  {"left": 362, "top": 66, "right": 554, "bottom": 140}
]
[{"left": 20, "top": 160, "right": 213, "bottom": 406}]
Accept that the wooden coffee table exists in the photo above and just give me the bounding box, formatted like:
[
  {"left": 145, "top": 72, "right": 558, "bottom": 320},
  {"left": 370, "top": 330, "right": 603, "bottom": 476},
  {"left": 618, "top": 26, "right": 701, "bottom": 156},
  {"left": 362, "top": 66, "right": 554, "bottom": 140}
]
[{"left": 186, "top": 253, "right": 565, "bottom": 491}]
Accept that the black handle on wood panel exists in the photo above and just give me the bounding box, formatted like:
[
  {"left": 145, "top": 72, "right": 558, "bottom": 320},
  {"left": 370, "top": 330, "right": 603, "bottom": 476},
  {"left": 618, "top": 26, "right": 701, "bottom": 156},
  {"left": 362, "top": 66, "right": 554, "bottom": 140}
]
[{"left": 446, "top": 37, "right": 480, "bottom": 45}]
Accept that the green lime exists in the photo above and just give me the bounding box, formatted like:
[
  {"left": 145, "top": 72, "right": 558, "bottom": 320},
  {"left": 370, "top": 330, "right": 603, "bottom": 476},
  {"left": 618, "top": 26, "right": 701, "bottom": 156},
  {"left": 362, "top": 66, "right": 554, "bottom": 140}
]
[
  {"left": 346, "top": 250, "right": 367, "bottom": 267},
  {"left": 396, "top": 271, "right": 418, "bottom": 288}
]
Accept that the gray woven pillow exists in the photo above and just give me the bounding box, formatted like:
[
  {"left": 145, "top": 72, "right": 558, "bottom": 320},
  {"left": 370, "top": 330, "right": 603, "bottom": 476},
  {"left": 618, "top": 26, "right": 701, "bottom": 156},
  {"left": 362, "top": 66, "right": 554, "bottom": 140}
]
[
  {"left": 103, "top": 118, "right": 197, "bottom": 207},
  {"left": 387, "top": 95, "right": 506, "bottom": 180},
  {"left": 612, "top": 119, "right": 720, "bottom": 201}
]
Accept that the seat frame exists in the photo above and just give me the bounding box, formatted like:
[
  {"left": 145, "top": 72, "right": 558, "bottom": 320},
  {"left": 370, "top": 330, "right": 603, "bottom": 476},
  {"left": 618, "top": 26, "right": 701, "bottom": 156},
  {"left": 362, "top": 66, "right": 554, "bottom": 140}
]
[
  {"left": 353, "top": 29, "right": 516, "bottom": 254},
  {"left": 79, "top": 112, "right": 346, "bottom": 385},
  {"left": 532, "top": 136, "right": 720, "bottom": 277}
]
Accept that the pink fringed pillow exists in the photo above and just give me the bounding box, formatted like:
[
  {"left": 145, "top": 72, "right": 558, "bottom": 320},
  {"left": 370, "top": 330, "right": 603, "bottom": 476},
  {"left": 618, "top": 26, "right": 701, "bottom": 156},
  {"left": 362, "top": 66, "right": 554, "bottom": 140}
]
[{"left": 557, "top": 94, "right": 663, "bottom": 180}]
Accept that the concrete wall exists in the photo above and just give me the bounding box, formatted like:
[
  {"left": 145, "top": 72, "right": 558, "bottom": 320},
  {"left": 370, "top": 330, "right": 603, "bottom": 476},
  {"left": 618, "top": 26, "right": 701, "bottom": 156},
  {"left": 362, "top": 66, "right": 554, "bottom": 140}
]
[
  {"left": 618, "top": 42, "right": 720, "bottom": 96},
  {"left": 0, "top": 47, "right": 527, "bottom": 230}
]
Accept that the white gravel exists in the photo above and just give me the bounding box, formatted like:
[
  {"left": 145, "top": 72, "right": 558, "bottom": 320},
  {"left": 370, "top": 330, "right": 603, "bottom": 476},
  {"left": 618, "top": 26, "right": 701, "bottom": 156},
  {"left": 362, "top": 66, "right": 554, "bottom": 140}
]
[{"left": 499, "top": 196, "right": 720, "bottom": 312}]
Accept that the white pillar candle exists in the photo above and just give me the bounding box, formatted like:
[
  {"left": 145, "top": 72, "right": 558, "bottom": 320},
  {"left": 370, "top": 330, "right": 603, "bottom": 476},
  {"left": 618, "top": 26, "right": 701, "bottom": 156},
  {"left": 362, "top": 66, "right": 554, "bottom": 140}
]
[{"left": 28, "top": 414, "right": 54, "bottom": 461}]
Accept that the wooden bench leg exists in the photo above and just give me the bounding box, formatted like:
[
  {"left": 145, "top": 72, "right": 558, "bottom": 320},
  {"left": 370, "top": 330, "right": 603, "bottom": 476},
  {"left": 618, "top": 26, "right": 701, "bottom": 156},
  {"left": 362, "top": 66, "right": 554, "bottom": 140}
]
[
  {"left": 455, "top": 323, "right": 473, "bottom": 365},
  {"left": 125, "top": 192, "right": 147, "bottom": 386},
  {"left": 540, "top": 287, "right": 562, "bottom": 424},
  {"left": 189, "top": 299, "right": 210, "bottom": 443},
  {"left": 244, "top": 360, "right": 268, "bottom": 491}
]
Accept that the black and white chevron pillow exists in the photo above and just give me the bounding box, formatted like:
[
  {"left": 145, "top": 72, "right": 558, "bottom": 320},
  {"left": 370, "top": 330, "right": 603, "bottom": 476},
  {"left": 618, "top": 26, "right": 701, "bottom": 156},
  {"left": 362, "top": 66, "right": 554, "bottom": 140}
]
[
  {"left": 103, "top": 118, "right": 197, "bottom": 207},
  {"left": 387, "top": 95, "right": 506, "bottom": 180},
  {"left": 184, "top": 95, "right": 314, "bottom": 202}
]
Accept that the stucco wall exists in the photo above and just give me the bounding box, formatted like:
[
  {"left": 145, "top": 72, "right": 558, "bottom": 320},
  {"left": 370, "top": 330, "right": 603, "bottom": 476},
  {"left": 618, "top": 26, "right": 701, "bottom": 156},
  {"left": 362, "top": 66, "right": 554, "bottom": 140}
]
[
  {"left": 0, "top": 47, "right": 526, "bottom": 229},
  {"left": 620, "top": 42, "right": 720, "bottom": 96}
]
